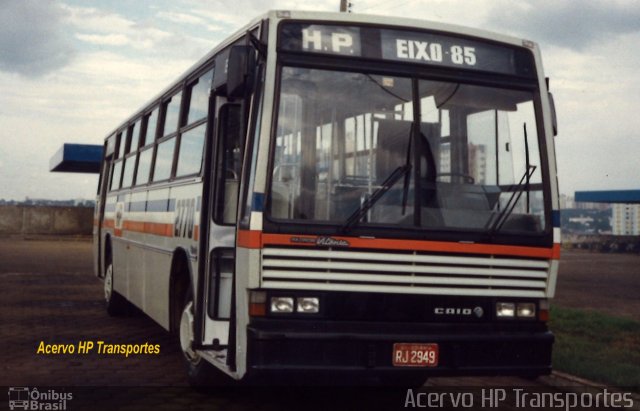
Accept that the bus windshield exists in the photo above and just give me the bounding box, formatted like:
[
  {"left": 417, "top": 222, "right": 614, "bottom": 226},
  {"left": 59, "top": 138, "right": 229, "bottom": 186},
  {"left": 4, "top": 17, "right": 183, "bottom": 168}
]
[{"left": 268, "top": 66, "right": 547, "bottom": 235}]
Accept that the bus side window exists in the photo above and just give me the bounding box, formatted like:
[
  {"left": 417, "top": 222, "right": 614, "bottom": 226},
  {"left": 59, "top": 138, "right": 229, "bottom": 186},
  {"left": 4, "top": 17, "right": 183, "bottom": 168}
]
[
  {"left": 176, "top": 123, "right": 206, "bottom": 177},
  {"left": 115, "top": 132, "right": 124, "bottom": 159},
  {"left": 186, "top": 68, "right": 213, "bottom": 124},
  {"left": 152, "top": 138, "right": 176, "bottom": 182},
  {"left": 128, "top": 120, "right": 140, "bottom": 154},
  {"left": 121, "top": 154, "right": 136, "bottom": 188},
  {"left": 145, "top": 107, "right": 159, "bottom": 142},
  {"left": 135, "top": 147, "right": 153, "bottom": 186},
  {"left": 163, "top": 92, "right": 183, "bottom": 137},
  {"left": 215, "top": 104, "right": 242, "bottom": 225},
  {"left": 174, "top": 68, "right": 212, "bottom": 178},
  {"left": 110, "top": 160, "right": 123, "bottom": 191}
]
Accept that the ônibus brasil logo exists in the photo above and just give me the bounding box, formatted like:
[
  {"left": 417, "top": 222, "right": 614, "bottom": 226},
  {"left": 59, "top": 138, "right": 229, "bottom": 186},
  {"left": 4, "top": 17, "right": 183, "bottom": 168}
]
[{"left": 8, "top": 387, "right": 73, "bottom": 410}]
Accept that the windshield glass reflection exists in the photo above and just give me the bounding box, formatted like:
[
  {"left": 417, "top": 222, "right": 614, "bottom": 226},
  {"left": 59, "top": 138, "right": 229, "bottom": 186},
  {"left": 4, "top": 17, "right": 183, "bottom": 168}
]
[{"left": 269, "top": 66, "right": 546, "bottom": 234}]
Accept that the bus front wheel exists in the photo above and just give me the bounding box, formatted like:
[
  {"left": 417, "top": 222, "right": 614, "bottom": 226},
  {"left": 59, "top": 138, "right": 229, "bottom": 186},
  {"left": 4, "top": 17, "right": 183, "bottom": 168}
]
[
  {"left": 179, "top": 291, "right": 230, "bottom": 387},
  {"left": 104, "top": 260, "right": 129, "bottom": 316}
]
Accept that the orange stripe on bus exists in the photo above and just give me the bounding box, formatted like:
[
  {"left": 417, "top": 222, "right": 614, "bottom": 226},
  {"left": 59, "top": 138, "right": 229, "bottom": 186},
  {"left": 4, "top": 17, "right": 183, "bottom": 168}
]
[
  {"left": 144, "top": 222, "right": 174, "bottom": 237},
  {"left": 123, "top": 220, "right": 145, "bottom": 232},
  {"left": 238, "top": 230, "right": 262, "bottom": 248},
  {"left": 101, "top": 220, "right": 201, "bottom": 240},
  {"left": 239, "top": 230, "right": 559, "bottom": 259},
  {"left": 99, "top": 224, "right": 559, "bottom": 259}
]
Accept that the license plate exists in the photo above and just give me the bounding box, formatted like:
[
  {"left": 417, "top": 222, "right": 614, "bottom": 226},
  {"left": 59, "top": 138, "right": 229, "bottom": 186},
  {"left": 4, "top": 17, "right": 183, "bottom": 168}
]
[{"left": 392, "top": 343, "right": 439, "bottom": 367}]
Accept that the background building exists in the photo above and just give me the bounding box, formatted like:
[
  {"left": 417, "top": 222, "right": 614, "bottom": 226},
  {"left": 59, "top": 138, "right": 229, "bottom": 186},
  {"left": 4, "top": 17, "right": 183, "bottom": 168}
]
[
  {"left": 612, "top": 204, "right": 640, "bottom": 235},
  {"left": 575, "top": 190, "right": 640, "bottom": 236}
]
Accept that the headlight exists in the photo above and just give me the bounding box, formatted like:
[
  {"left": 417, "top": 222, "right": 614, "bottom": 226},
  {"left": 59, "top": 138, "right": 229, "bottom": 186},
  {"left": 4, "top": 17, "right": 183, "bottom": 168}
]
[
  {"left": 270, "top": 297, "right": 294, "bottom": 313},
  {"left": 496, "top": 302, "right": 515, "bottom": 317},
  {"left": 517, "top": 303, "right": 536, "bottom": 318},
  {"left": 296, "top": 297, "right": 320, "bottom": 314}
]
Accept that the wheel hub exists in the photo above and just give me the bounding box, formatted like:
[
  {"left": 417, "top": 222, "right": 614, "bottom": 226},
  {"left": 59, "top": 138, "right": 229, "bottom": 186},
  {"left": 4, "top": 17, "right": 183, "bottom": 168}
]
[
  {"left": 104, "top": 265, "right": 113, "bottom": 302},
  {"left": 179, "top": 301, "right": 200, "bottom": 364}
]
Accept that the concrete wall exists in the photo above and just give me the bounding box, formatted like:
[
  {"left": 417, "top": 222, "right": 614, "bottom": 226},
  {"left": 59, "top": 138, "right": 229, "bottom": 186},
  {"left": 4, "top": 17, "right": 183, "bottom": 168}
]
[{"left": 0, "top": 206, "right": 94, "bottom": 236}]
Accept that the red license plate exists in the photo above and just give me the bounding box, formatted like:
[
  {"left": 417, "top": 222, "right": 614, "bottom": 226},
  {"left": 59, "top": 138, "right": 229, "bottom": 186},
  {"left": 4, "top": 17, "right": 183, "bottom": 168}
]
[{"left": 392, "top": 343, "right": 439, "bottom": 367}]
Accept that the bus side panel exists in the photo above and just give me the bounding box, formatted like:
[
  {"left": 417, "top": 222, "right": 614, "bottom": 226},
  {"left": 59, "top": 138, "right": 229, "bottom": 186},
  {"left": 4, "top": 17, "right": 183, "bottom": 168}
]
[
  {"left": 143, "top": 185, "right": 175, "bottom": 330},
  {"left": 111, "top": 194, "right": 129, "bottom": 299},
  {"left": 139, "top": 182, "right": 202, "bottom": 330},
  {"left": 125, "top": 190, "right": 148, "bottom": 309},
  {"left": 167, "top": 182, "right": 201, "bottom": 286}
]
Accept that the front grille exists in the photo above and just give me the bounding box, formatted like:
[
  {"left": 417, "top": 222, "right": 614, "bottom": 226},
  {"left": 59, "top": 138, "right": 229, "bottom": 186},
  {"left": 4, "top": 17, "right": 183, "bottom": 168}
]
[{"left": 261, "top": 247, "right": 550, "bottom": 298}]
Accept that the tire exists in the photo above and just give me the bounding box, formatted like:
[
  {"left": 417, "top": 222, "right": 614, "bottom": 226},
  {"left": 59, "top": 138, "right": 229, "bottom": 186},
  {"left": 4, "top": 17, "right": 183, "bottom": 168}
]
[
  {"left": 179, "top": 290, "right": 231, "bottom": 387},
  {"left": 104, "top": 260, "right": 129, "bottom": 316}
]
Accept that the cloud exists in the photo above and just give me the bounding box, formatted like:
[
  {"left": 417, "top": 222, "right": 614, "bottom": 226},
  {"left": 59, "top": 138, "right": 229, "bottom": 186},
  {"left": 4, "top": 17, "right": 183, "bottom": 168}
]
[
  {"left": 485, "top": 0, "right": 640, "bottom": 50},
  {"left": 189, "top": 0, "right": 337, "bottom": 30},
  {"left": 75, "top": 33, "right": 129, "bottom": 46},
  {"left": 63, "top": 4, "right": 211, "bottom": 60},
  {"left": 0, "top": 0, "right": 75, "bottom": 77},
  {"left": 360, "top": 0, "right": 491, "bottom": 23},
  {"left": 156, "top": 10, "right": 224, "bottom": 32},
  {"left": 157, "top": 10, "right": 207, "bottom": 26},
  {"left": 60, "top": 4, "right": 135, "bottom": 34},
  {"left": 63, "top": 5, "right": 169, "bottom": 49}
]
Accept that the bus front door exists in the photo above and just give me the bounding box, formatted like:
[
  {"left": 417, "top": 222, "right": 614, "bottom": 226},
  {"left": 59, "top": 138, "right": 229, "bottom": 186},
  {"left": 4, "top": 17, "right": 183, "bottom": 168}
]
[
  {"left": 199, "top": 102, "right": 243, "bottom": 370},
  {"left": 95, "top": 147, "right": 112, "bottom": 278}
]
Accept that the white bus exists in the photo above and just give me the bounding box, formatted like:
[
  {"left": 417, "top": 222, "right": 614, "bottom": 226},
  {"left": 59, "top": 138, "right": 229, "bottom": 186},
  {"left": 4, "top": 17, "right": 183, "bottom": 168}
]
[{"left": 93, "top": 10, "right": 560, "bottom": 386}]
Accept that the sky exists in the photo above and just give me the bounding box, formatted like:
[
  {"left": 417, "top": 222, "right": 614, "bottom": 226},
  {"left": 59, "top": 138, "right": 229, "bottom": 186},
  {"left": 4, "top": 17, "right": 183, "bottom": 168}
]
[{"left": 1, "top": 0, "right": 639, "bottom": 201}]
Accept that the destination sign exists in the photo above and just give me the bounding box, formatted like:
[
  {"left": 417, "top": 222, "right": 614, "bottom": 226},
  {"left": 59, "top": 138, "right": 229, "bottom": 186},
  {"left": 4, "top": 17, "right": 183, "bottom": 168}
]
[{"left": 279, "top": 23, "right": 535, "bottom": 78}]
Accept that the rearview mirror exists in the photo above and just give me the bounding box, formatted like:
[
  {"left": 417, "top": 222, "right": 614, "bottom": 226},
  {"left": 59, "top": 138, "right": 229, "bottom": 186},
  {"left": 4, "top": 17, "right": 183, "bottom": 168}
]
[{"left": 227, "top": 45, "right": 256, "bottom": 100}]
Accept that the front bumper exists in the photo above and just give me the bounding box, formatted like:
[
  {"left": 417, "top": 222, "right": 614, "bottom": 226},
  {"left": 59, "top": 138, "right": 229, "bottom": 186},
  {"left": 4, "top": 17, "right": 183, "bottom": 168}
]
[{"left": 247, "top": 319, "right": 553, "bottom": 378}]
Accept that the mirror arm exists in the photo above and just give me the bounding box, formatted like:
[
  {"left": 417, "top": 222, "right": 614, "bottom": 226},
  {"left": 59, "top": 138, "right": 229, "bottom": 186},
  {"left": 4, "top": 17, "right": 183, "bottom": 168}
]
[{"left": 249, "top": 33, "right": 267, "bottom": 60}]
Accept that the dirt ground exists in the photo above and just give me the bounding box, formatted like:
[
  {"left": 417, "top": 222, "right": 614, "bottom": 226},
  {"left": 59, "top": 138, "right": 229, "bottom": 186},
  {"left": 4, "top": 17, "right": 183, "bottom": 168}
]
[{"left": 555, "top": 249, "right": 640, "bottom": 320}]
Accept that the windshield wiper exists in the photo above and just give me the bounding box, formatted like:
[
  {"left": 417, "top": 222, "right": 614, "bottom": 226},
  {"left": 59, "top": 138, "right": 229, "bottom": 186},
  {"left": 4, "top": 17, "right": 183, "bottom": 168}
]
[
  {"left": 487, "top": 122, "right": 535, "bottom": 235},
  {"left": 339, "top": 164, "right": 411, "bottom": 234},
  {"left": 486, "top": 165, "right": 536, "bottom": 234}
]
